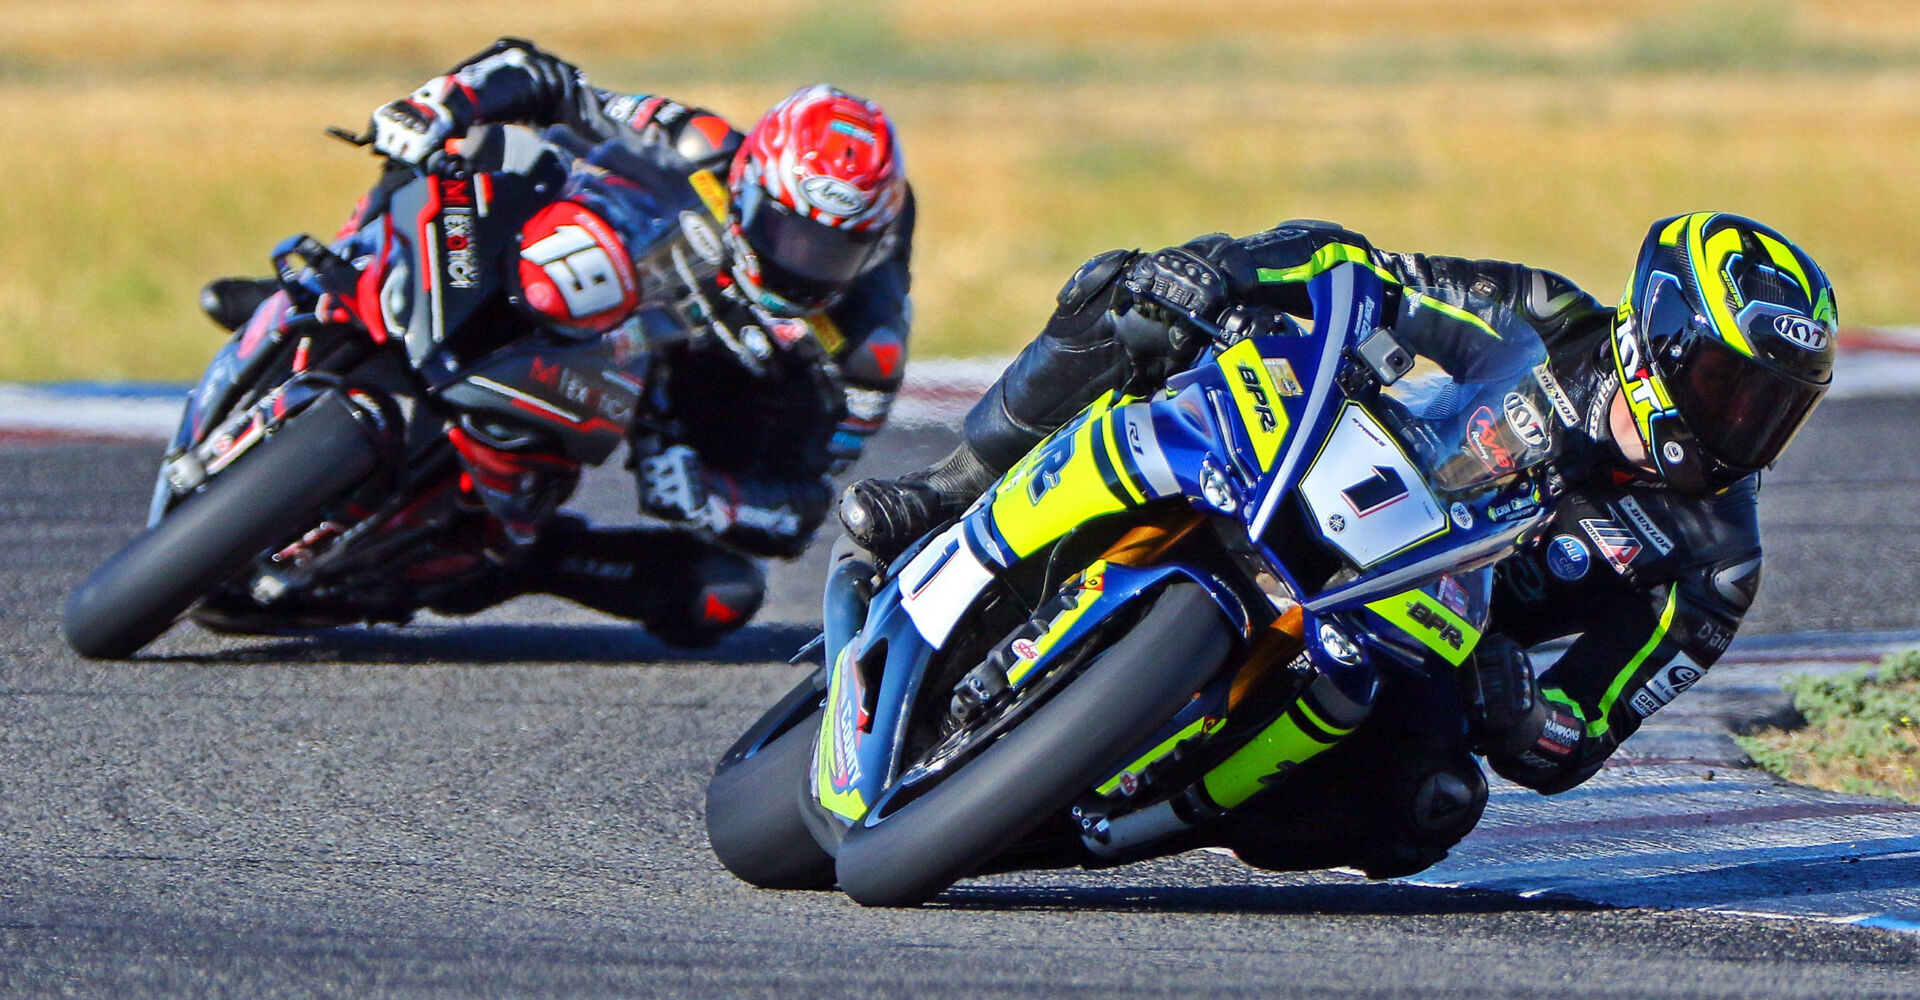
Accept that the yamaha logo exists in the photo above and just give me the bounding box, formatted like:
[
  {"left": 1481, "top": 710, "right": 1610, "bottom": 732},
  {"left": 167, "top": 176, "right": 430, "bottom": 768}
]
[{"left": 1773, "top": 314, "right": 1830, "bottom": 351}]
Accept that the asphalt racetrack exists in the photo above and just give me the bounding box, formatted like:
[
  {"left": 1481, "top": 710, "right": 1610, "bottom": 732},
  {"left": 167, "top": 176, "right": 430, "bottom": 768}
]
[{"left": 6, "top": 397, "right": 1920, "bottom": 997}]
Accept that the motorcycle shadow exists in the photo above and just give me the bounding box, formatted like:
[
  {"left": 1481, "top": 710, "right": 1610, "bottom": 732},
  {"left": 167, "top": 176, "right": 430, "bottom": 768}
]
[
  {"left": 934, "top": 878, "right": 1601, "bottom": 917},
  {"left": 142, "top": 620, "right": 825, "bottom": 667}
]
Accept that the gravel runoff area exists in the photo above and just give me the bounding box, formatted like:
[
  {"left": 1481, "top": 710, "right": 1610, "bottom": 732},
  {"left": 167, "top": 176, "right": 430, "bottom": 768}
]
[{"left": 3, "top": 397, "right": 1920, "bottom": 996}]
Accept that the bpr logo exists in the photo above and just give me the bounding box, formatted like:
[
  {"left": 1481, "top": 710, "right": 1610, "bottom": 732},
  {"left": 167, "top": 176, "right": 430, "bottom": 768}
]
[
  {"left": 1238, "top": 364, "right": 1277, "bottom": 432},
  {"left": 1405, "top": 601, "right": 1464, "bottom": 649}
]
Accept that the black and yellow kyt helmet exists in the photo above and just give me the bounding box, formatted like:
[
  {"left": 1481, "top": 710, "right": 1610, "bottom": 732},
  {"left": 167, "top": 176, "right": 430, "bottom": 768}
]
[{"left": 1611, "top": 212, "right": 1837, "bottom": 495}]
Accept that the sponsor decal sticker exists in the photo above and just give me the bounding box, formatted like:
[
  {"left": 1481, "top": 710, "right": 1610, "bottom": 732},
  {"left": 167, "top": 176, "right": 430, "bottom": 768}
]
[
  {"left": 1580, "top": 518, "right": 1643, "bottom": 574},
  {"left": 1011, "top": 637, "right": 1041, "bottom": 661},
  {"left": 1534, "top": 362, "right": 1580, "bottom": 427},
  {"left": 1404, "top": 600, "right": 1465, "bottom": 651},
  {"left": 1436, "top": 574, "right": 1471, "bottom": 618},
  {"left": 1632, "top": 661, "right": 1705, "bottom": 717},
  {"left": 829, "top": 120, "right": 876, "bottom": 144},
  {"left": 1488, "top": 491, "right": 1541, "bottom": 523},
  {"left": 800, "top": 175, "right": 867, "bottom": 217},
  {"left": 1662, "top": 440, "right": 1686, "bottom": 465},
  {"left": 1773, "top": 314, "right": 1830, "bottom": 351},
  {"left": 1468, "top": 406, "right": 1518, "bottom": 474},
  {"left": 1694, "top": 621, "right": 1733, "bottom": 653},
  {"left": 1265, "top": 357, "right": 1305, "bottom": 397},
  {"left": 739, "top": 325, "right": 774, "bottom": 359},
  {"left": 1615, "top": 496, "right": 1675, "bottom": 555},
  {"left": 1547, "top": 535, "right": 1590, "bottom": 581},
  {"left": 1537, "top": 714, "right": 1581, "bottom": 754},
  {"left": 1503, "top": 392, "right": 1547, "bottom": 447},
  {"left": 1450, "top": 502, "right": 1473, "bottom": 529},
  {"left": 1327, "top": 513, "right": 1347, "bottom": 533},
  {"left": 1236, "top": 364, "right": 1278, "bottom": 432},
  {"left": 678, "top": 210, "right": 725, "bottom": 264},
  {"left": 687, "top": 169, "right": 731, "bottom": 222},
  {"left": 830, "top": 665, "right": 863, "bottom": 789},
  {"left": 1499, "top": 555, "right": 1548, "bottom": 602},
  {"left": 442, "top": 208, "right": 478, "bottom": 289}
]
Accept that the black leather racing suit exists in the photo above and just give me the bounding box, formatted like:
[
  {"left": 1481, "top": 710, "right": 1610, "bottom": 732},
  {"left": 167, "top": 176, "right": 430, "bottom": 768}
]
[
  {"left": 403, "top": 40, "right": 914, "bottom": 642},
  {"left": 952, "top": 220, "right": 1761, "bottom": 869},
  {"left": 439, "top": 38, "right": 913, "bottom": 556}
]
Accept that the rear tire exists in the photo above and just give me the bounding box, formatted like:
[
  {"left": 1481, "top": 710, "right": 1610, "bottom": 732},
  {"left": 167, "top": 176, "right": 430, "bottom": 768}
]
[
  {"left": 834, "top": 581, "right": 1235, "bottom": 907},
  {"left": 62, "top": 394, "right": 382, "bottom": 659},
  {"left": 705, "top": 707, "right": 837, "bottom": 890}
]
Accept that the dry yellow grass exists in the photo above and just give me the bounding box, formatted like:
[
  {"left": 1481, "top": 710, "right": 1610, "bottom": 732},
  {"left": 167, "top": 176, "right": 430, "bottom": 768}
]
[
  {"left": 3, "top": 1, "right": 1918, "bottom": 379},
  {"left": 1740, "top": 726, "right": 1920, "bottom": 803},
  {"left": 1736, "top": 658, "right": 1920, "bottom": 804}
]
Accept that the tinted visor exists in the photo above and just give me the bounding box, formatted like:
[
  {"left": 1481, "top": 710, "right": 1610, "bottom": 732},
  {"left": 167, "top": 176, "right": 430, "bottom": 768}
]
[
  {"left": 738, "top": 186, "right": 885, "bottom": 307},
  {"left": 1662, "top": 334, "right": 1826, "bottom": 469}
]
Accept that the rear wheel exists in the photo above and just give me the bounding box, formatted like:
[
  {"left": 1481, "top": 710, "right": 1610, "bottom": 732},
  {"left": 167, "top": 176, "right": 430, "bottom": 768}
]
[
  {"left": 62, "top": 394, "right": 383, "bottom": 659},
  {"left": 705, "top": 706, "right": 837, "bottom": 890},
  {"left": 834, "top": 581, "right": 1235, "bottom": 907}
]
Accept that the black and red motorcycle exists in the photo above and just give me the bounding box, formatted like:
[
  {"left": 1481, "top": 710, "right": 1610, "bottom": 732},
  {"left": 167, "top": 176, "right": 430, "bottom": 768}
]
[{"left": 64, "top": 126, "right": 740, "bottom": 658}]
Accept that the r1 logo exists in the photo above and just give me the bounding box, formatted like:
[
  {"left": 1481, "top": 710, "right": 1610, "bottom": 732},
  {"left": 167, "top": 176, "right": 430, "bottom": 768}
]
[{"left": 1027, "top": 435, "right": 1075, "bottom": 505}]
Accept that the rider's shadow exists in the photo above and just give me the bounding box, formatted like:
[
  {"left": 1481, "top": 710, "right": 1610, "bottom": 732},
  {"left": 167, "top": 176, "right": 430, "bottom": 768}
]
[{"left": 144, "top": 620, "right": 824, "bottom": 666}]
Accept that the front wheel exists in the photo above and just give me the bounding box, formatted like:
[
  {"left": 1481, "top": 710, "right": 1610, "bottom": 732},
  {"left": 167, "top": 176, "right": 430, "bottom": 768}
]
[
  {"left": 62, "top": 393, "right": 383, "bottom": 659},
  {"left": 834, "top": 581, "right": 1236, "bottom": 907}
]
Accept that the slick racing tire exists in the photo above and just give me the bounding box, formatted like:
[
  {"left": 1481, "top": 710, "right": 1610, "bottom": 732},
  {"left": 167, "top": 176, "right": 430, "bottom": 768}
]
[
  {"left": 835, "top": 581, "right": 1235, "bottom": 907},
  {"left": 705, "top": 705, "right": 837, "bottom": 890},
  {"left": 62, "top": 393, "right": 382, "bottom": 659}
]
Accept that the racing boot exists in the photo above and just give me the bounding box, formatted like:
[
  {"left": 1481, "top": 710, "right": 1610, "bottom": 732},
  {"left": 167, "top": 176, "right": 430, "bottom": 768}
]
[
  {"left": 837, "top": 441, "right": 998, "bottom": 561},
  {"left": 521, "top": 516, "right": 766, "bottom": 647},
  {"left": 200, "top": 276, "right": 280, "bottom": 331}
]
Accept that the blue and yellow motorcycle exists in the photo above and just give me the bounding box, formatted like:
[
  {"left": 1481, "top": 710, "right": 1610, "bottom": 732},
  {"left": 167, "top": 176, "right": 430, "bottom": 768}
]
[{"left": 708, "top": 261, "right": 1562, "bottom": 906}]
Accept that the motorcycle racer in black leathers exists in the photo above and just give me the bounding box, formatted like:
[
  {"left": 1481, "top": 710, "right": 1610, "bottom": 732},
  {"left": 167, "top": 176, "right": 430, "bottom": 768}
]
[
  {"left": 205, "top": 38, "right": 915, "bottom": 646},
  {"left": 840, "top": 213, "right": 1836, "bottom": 874}
]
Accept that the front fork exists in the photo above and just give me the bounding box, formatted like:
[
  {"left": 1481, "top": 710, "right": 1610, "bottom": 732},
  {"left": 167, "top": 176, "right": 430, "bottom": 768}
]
[{"left": 822, "top": 535, "right": 878, "bottom": 673}]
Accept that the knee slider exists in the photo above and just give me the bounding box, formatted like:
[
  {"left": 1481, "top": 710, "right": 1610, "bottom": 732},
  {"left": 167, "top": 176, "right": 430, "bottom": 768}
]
[
  {"left": 646, "top": 541, "right": 766, "bottom": 647},
  {"left": 1405, "top": 755, "right": 1488, "bottom": 848},
  {"left": 840, "top": 326, "right": 908, "bottom": 391}
]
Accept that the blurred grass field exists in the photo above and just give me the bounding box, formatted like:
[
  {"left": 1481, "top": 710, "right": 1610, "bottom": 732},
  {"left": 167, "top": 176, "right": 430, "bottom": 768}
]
[{"left": 4, "top": 0, "right": 1920, "bottom": 380}]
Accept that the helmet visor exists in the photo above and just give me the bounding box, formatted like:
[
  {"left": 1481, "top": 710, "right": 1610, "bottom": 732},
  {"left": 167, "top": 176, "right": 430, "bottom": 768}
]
[
  {"left": 738, "top": 186, "right": 884, "bottom": 307},
  {"left": 1663, "top": 334, "right": 1827, "bottom": 469}
]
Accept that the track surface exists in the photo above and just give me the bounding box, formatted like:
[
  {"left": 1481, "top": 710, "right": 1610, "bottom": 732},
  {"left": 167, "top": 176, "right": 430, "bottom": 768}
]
[{"left": 5, "top": 398, "right": 1920, "bottom": 997}]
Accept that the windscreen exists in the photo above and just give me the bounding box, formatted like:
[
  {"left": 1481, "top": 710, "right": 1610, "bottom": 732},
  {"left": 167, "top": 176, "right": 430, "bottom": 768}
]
[{"left": 1375, "top": 289, "right": 1555, "bottom": 493}]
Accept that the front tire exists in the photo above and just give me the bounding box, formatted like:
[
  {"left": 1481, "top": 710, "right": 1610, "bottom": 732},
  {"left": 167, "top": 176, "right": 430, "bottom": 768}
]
[
  {"left": 705, "top": 706, "right": 837, "bottom": 890},
  {"left": 62, "top": 393, "right": 383, "bottom": 659},
  {"left": 834, "top": 581, "right": 1235, "bottom": 907}
]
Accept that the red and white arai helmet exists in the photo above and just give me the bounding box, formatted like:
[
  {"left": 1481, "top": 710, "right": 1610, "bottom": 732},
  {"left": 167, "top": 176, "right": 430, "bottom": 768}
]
[{"left": 727, "top": 85, "right": 906, "bottom": 316}]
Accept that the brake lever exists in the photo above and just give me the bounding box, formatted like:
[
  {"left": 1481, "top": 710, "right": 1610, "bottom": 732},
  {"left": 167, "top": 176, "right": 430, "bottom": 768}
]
[{"left": 325, "top": 125, "right": 373, "bottom": 148}]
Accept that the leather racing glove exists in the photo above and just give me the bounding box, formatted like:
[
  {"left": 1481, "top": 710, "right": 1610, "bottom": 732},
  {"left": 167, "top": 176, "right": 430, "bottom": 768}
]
[
  {"left": 1464, "top": 634, "right": 1614, "bottom": 794},
  {"left": 370, "top": 77, "right": 475, "bottom": 165},
  {"left": 1117, "top": 246, "right": 1230, "bottom": 328}
]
